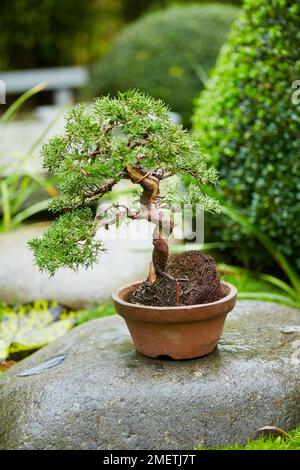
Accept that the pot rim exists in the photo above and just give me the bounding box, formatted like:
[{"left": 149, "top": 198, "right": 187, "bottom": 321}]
[{"left": 112, "top": 280, "right": 237, "bottom": 311}]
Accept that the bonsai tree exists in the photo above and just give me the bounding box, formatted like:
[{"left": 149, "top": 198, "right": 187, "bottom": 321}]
[{"left": 29, "top": 91, "right": 219, "bottom": 302}]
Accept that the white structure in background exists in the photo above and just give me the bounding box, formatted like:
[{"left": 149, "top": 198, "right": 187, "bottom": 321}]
[
  {"left": 0, "top": 80, "right": 6, "bottom": 104},
  {"left": 0, "top": 66, "right": 88, "bottom": 106}
]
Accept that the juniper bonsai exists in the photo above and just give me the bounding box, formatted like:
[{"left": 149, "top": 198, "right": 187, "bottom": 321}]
[{"left": 29, "top": 91, "right": 219, "bottom": 297}]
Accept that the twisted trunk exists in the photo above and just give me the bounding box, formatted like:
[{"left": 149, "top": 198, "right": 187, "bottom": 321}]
[{"left": 127, "top": 164, "right": 174, "bottom": 283}]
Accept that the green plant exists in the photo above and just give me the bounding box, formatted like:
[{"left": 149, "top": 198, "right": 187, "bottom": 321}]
[
  {"left": 0, "top": 85, "right": 69, "bottom": 232},
  {"left": 0, "top": 163, "right": 57, "bottom": 232},
  {"left": 87, "top": 4, "right": 238, "bottom": 126},
  {"left": 196, "top": 424, "right": 300, "bottom": 450},
  {"left": 193, "top": 0, "right": 300, "bottom": 272},
  {"left": 0, "top": 0, "right": 111, "bottom": 70},
  {"left": 219, "top": 265, "right": 300, "bottom": 308},
  {"left": 201, "top": 185, "right": 300, "bottom": 308},
  {"left": 0, "top": 299, "right": 116, "bottom": 370},
  {"left": 75, "top": 302, "right": 116, "bottom": 325},
  {"left": 28, "top": 90, "right": 219, "bottom": 287},
  {"left": 0, "top": 300, "right": 76, "bottom": 364}
]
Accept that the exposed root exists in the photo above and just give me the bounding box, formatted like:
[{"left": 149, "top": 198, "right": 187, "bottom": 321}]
[{"left": 131, "top": 251, "right": 225, "bottom": 307}]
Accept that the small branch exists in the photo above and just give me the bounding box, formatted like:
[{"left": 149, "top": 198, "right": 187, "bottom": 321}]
[
  {"left": 135, "top": 172, "right": 150, "bottom": 184},
  {"left": 95, "top": 203, "right": 142, "bottom": 227}
]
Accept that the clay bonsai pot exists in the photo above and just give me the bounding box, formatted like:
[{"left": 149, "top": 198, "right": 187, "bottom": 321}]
[{"left": 112, "top": 280, "right": 237, "bottom": 360}]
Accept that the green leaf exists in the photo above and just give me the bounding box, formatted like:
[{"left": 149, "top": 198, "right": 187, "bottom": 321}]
[
  {"left": 0, "top": 181, "right": 11, "bottom": 230},
  {"left": 0, "top": 301, "right": 76, "bottom": 363},
  {"left": 75, "top": 302, "right": 116, "bottom": 325},
  {"left": 0, "top": 82, "right": 46, "bottom": 123},
  {"left": 218, "top": 263, "right": 299, "bottom": 301},
  {"left": 9, "top": 198, "right": 52, "bottom": 229},
  {"left": 237, "top": 292, "right": 300, "bottom": 309}
]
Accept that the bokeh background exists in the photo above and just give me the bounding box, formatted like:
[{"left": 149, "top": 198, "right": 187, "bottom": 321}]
[{"left": 0, "top": 0, "right": 299, "bottom": 368}]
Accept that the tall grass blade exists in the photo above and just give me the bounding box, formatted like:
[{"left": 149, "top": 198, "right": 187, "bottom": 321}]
[
  {"left": 0, "top": 181, "right": 11, "bottom": 230},
  {"left": 218, "top": 263, "right": 299, "bottom": 301},
  {"left": 0, "top": 82, "right": 47, "bottom": 123},
  {"left": 10, "top": 198, "right": 51, "bottom": 228}
]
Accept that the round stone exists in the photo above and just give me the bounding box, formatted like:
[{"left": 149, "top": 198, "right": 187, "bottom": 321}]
[{"left": 0, "top": 301, "right": 299, "bottom": 449}]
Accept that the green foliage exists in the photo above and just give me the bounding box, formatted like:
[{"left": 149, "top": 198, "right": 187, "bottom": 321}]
[
  {"left": 75, "top": 302, "right": 116, "bottom": 325},
  {"left": 28, "top": 208, "right": 104, "bottom": 276},
  {"left": 0, "top": 299, "right": 116, "bottom": 369},
  {"left": 196, "top": 425, "right": 300, "bottom": 450},
  {"left": 198, "top": 186, "right": 300, "bottom": 307},
  {"left": 29, "top": 91, "right": 219, "bottom": 275},
  {"left": 0, "top": 86, "right": 63, "bottom": 232},
  {"left": 219, "top": 264, "right": 300, "bottom": 309},
  {"left": 0, "top": 301, "right": 76, "bottom": 363},
  {"left": 87, "top": 4, "right": 239, "bottom": 126},
  {"left": 120, "top": 0, "right": 242, "bottom": 22},
  {"left": 0, "top": 0, "right": 112, "bottom": 70},
  {"left": 193, "top": 0, "right": 300, "bottom": 272}
]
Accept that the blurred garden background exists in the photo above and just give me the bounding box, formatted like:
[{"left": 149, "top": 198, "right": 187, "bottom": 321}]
[{"left": 0, "top": 0, "right": 299, "bottom": 387}]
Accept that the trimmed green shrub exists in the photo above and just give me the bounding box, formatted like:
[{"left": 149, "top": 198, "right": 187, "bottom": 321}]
[
  {"left": 86, "top": 3, "right": 239, "bottom": 126},
  {"left": 193, "top": 0, "right": 300, "bottom": 272}
]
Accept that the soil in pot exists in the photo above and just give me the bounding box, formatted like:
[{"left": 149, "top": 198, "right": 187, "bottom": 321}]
[{"left": 131, "top": 250, "right": 225, "bottom": 307}]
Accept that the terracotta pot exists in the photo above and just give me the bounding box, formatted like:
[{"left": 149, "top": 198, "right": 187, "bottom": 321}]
[{"left": 112, "top": 280, "right": 237, "bottom": 360}]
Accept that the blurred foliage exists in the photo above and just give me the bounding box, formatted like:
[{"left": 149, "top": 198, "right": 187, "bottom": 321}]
[
  {"left": 193, "top": 0, "right": 300, "bottom": 272},
  {"left": 119, "top": 0, "right": 241, "bottom": 21},
  {"left": 0, "top": 169, "right": 54, "bottom": 233},
  {"left": 75, "top": 302, "right": 116, "bottom": 325},
  {"left": 0, "top": 299, "right": 116, "bottom": 371},
  {"left": 0, "top": 0, "right": 122, "bottom": 70},
  {"left": 0, "top": 1, "right": 241, "bottom": 71},
  {"left": 87, "top": 3, "right": 238, "bottom": 126},
  {"left": 0, "top": 300, "right": 76, "bottom": 363},
  {"left": 0, "top": 86, "right": 67, "bottom": 232},
  {"left": 219, "top": 265, "right": 300, "bottom": 309},
  {"left": 202, "top": 185, "right": 300, "bottom": 307},
  {"left": 175, "top": 174, "right": 300, "bottom": 307}
]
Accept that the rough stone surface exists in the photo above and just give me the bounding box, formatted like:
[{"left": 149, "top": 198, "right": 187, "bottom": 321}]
[
  {"left": 0, "top": 222, "right": 152, "bottom": 309},
  {"left": 0, "top": 301, "right": 299, "bottom": 450}
]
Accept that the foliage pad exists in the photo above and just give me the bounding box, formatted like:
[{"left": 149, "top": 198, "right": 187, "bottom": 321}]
[
  {"left": 28, "top": 208, "right": 103, "bottom": 276},
  {"left": 29, "top": 90, "right": 219, "bottom": 276}
]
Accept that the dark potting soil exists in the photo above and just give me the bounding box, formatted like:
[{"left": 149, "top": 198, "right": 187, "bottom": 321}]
[{"left": 131, "top": 250, "right": 225, "bottom": 307}]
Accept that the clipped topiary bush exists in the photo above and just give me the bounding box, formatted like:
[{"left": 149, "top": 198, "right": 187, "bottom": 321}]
[
  {"left": 86, "top": 3, "right": 238, "bottom": 126},
  {"left": 193, "top": 0, "right": 300, "bottom": 272}
]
